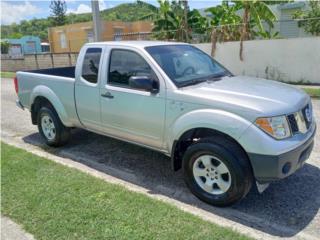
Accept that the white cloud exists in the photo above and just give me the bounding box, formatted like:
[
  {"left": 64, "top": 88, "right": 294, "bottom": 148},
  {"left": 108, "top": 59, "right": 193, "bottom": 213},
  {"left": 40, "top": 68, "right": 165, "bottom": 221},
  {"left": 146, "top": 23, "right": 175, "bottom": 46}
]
[
  {"left": 67, "top": 0, "right": 107, "bottom": 15},
  {"left": 67, "top": 3, "right": 92, "bottom": 14},
  {"left": 1, "top": 1, "right": 41, "bottom": 25},
  {"left": 99, "top": 0, "right": 107, "bottom": 11}
]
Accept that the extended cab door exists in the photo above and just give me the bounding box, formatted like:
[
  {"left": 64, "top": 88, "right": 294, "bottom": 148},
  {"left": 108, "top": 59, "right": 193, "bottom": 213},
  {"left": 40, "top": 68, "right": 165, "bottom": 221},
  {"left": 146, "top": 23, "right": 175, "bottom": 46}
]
[
  {"left": 75, "top": 47, "right": 103, "bottom": 130},
  {"left": 100, "top": 47, "right": 166, "bottom": 149}
]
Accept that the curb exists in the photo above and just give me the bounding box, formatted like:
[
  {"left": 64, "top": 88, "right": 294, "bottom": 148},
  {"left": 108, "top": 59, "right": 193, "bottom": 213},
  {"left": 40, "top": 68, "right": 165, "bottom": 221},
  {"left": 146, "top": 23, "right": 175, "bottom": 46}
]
[{"left": 1, "top": 132, "right": 317, "bottom": 240}]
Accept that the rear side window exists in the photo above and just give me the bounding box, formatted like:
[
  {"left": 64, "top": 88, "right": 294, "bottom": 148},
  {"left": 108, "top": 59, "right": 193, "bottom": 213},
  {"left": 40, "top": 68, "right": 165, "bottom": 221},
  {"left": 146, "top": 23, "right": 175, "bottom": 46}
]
[
  {"left": 82, "top": 48, "right": 102, "bottom": 84},
  {"left": 108, "top": 49, "right": 154, "bottom": 87}
]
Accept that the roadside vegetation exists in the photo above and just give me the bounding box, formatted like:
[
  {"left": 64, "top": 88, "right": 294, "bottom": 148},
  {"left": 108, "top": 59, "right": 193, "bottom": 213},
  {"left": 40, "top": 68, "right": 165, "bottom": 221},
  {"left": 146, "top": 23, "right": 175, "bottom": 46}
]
[
  {"left": 1, "top": 72, "right": 15, "bottom": 78},
  {"left": 1, "top": 142, "right": 250, "bottom": 240},
  {"left": 302, "top": 87, "right": 320, "bottom": 99}
]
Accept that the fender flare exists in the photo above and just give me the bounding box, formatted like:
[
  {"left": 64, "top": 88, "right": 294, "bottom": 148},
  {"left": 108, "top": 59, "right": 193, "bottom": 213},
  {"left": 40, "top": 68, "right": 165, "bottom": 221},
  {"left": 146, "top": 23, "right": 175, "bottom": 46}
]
[
  {"left": 167, "top": 109, "right": 253, "bottom": 154},
  {"left": 30, "top": 85, "right": 73, "bottom": 127}
]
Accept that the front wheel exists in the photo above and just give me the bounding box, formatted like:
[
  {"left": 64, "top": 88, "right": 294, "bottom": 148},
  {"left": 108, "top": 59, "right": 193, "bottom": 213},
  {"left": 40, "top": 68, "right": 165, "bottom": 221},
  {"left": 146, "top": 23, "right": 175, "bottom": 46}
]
[
  {"left": 182, "top": 138, "right": 253, "bottom": 207},
  {"left": 37, "top": 106, "right": 70, "bottom": 147}
]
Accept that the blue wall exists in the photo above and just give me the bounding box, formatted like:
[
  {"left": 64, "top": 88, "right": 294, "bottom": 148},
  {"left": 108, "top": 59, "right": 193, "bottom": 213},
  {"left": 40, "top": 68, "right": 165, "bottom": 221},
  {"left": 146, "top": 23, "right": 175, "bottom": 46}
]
[{"left": 5, "top": 36, "right": 42, "bottom": 54}]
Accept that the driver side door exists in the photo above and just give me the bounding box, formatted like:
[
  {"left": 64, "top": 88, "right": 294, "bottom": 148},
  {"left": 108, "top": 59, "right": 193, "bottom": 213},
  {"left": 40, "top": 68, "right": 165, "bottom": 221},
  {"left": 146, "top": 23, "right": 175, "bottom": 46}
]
[{"left": 100, "top": 48, "right": 166, "bottom": 149}]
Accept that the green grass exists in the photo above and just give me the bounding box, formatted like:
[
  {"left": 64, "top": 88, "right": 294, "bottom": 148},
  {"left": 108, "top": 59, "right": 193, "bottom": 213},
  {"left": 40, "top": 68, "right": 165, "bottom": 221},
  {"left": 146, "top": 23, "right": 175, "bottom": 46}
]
[
  {"left": 1, "top": 142, "right": 250, "bottom": 240},
  {"left": 1, "top": 72, "right": 15, "bottom": 78},
  {"left": 302, "top": 88, "right": 320, "bottom": 99}
]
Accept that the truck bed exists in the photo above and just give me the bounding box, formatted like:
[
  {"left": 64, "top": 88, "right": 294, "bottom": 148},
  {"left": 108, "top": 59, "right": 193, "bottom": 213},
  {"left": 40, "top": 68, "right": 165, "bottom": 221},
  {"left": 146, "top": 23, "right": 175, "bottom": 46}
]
[
  {"left": 26, "top": 66, "right": 75, "bottom": 79},
  {"left": 16, "top": 66, "right": 79, "bottom": 126}
]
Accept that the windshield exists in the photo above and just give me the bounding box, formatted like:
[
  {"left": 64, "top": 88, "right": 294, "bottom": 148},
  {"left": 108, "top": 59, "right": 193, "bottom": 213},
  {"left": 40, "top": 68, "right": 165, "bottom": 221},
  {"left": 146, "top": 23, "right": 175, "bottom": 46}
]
[{"left": 145, "top": 45, "right": 231, "bottom": 87}]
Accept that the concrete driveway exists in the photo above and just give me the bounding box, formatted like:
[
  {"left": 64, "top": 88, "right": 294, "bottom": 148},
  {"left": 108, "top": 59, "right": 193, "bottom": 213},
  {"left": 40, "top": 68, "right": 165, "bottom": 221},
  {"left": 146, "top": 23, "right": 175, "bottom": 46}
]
[{"left": 1, "top": 77, "right": 319, "bottom": 239}]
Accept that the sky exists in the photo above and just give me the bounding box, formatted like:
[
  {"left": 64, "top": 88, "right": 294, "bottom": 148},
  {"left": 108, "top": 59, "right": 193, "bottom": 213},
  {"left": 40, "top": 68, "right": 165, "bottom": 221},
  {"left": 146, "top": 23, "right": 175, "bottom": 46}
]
[{"left": 0, "top": 0, "right": 221, "bottom": 25}]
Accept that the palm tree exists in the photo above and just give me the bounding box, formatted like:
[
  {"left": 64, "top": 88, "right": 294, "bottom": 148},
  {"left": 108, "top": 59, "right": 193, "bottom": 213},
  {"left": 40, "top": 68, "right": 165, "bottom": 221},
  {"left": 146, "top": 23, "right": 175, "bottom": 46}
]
[
  {"left": 141, "top": 0, "right": 202, "bottom": 42},
  {"left": 206, "top": 1, "right": 241, "bottom": 56},
  {"left": 139, "top": 0, "right": 175, "bottom": 40},
  {"left": 188, "top": 9, "right": 210, "bottom": 42},
  {"left": 232, "top": 0, "right": 277, "bottom": 60}
]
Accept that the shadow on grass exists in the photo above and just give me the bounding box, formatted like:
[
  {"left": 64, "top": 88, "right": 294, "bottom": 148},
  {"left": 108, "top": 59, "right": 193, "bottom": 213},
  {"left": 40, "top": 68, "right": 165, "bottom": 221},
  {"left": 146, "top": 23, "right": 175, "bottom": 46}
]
[{"left": 23, "top": 129, "right": 320, "bottom": 237}]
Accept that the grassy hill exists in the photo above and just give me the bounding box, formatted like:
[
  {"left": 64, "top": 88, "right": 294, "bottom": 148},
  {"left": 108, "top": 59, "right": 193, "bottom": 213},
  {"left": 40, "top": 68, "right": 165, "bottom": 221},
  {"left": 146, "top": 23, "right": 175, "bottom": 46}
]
[{"left": 1, "top": 1, "right": 157, "bottom": 41}]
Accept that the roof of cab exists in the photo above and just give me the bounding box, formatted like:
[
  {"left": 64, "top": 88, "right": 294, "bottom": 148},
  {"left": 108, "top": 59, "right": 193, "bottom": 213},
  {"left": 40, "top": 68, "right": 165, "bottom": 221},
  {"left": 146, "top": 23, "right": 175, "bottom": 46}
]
[{"left": 85, "top": 41, "right": 188, "bottom": 48}]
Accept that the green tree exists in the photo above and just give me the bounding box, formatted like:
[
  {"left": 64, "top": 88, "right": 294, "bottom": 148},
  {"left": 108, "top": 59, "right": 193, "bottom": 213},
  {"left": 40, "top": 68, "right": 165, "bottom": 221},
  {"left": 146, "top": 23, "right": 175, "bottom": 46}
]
[
  {"left": 0, "top": 41, "right": 10, "bottom": 54},
  {"left": 188, "top": 9, "right": 210, "bottom": 42},
  {"left": 7, "top": 32, "right": 23, "bottom": 39},
  {"left": 50, "top": 0, "right": 67, "bottom": 26},
  {"left": 206, "top": 1, "right": 241, "bottom": 56},
  {"left": 293, "top": 1, "right": 320, "bottom": 36},
  {"left": 144, "top": 0, "right": 206, "bottom": 42},
  {"left": 149, "top": 0, "right": 175, "bottom": 40}
]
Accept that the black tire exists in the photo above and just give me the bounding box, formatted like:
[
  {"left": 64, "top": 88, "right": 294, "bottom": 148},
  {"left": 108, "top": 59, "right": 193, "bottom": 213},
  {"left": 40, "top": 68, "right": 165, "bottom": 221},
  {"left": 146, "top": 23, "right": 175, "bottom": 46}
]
[
  {"left": 182, "top": 137, "right": 253, "bottom": 207},
  {"left": 37, "top": 106, "right": 70, "bottom": 147}
]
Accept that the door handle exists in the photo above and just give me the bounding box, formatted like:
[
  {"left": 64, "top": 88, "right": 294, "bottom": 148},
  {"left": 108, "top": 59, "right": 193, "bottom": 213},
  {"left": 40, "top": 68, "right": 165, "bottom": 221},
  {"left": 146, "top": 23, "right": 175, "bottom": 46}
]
[{"left": 101, "top": 91, "right": 114, "bottom": 99}]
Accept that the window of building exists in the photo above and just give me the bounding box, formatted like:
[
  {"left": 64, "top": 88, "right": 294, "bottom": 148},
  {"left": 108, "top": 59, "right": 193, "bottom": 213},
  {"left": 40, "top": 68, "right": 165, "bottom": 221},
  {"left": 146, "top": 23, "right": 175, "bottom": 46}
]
[
  {"left": 60, "top": 33, "right": 67, "bottom": 49},
  {"left": 25, "top": 41, "right": 36, "bottom": 53},
  {"left": 108, "top": 49, "right": 155, "bottom": 89},
  {"left": 82, "top": 48, "right": 102, "bottom": 84},
  {"left": 114, "top": 28, "right": 123, "bottom": 41}
]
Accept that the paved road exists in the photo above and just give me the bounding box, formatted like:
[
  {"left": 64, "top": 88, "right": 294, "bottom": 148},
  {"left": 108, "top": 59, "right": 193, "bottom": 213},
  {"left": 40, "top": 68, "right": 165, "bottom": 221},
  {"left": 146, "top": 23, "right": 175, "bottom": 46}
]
[{"left": 1, "top": 78, "right": 319, "bottom": 239}]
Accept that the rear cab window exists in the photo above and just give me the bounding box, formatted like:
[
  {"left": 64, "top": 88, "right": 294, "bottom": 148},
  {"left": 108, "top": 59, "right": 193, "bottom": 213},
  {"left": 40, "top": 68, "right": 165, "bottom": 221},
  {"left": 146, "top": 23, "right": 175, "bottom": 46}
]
[{"left": 82, "top": 48, "right": 102, "bottom": 84}]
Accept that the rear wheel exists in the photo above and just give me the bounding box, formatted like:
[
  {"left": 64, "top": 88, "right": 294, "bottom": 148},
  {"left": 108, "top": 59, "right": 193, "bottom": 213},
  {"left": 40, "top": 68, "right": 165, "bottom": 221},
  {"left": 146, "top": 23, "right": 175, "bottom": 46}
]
[
  {"left": 182, "top": 137, "right": 253, "bottom": 206},
  {"left": 37, "top": 106, "right": 70, "bottom": 147}
]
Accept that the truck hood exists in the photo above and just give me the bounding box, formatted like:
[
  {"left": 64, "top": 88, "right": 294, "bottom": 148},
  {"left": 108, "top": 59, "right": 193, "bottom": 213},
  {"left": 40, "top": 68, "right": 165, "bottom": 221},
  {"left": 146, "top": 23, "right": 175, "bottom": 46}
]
[{"left": 177, "top": 76, "right": 310, "bottom": 121}]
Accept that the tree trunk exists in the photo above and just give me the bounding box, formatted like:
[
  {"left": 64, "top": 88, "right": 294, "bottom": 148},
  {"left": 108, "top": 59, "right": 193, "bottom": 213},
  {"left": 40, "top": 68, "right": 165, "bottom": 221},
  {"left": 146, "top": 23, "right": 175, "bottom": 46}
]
[
  {"left": 211, "top": 28, "right": 218, "bottom": 57},
  {"left": 240, "top": 8, "right": 250, "bottom": 61},
  {"left": 183, "top": 0, "right": 189, "bottom": 42},
  {"left": 165, "top": 15, "right": 169, "bottom": 40}
]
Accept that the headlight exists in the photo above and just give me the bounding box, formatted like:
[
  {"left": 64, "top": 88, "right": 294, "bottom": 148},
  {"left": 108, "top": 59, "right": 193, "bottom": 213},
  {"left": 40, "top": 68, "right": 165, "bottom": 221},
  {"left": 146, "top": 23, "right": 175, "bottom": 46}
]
[{"left": 255, "top": 116, "right": 291, "bottom": 139}]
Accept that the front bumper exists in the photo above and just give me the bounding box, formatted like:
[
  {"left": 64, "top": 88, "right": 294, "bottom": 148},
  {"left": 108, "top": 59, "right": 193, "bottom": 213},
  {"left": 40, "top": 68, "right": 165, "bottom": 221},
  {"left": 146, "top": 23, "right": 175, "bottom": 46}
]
[{"left": 247, "top": 125, "right": 316, "bottom": 183}]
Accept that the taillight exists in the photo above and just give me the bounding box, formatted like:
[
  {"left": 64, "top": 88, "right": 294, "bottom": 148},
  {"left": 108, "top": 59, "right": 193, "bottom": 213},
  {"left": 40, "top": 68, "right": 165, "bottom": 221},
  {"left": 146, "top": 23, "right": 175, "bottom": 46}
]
[{"left": 14, "top": 76, "right": 18, "bottom": 94}]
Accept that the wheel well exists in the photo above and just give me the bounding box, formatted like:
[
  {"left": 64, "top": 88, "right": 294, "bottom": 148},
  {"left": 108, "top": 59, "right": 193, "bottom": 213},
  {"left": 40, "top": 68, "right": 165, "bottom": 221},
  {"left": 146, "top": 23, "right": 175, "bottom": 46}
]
[
  {"left": 171, "top": 128, "right": 249, "bottom": 171},
  {"left": 31, "top": 96, "right": 54, "bottom": 125}
]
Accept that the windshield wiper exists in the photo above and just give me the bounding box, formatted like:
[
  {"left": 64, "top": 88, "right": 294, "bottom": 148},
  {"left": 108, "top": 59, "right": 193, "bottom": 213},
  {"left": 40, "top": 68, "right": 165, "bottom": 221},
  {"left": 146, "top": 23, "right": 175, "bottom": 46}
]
[
  {"left": 177, "top": 78, "right": 207, "bottom": 88},
  {"left": 177, "top": 71, "right": 231, "bottom": 88},
  {"left": 207, "top": 71, "right": 232, "bottom": 80}
]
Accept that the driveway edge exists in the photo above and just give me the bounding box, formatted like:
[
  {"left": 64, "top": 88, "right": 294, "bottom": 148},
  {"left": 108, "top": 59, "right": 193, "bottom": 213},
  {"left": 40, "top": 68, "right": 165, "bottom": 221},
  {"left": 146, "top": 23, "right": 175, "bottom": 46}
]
[{"left": 1, "top": 216, "right": 35, "bottom": 240}]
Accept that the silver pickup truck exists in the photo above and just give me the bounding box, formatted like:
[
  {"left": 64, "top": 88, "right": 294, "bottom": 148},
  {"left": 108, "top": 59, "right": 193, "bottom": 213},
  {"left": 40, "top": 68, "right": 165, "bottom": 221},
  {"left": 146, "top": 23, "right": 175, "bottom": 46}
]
[{"left": 15, "top": 41, "right": 316, "bottom": 206}]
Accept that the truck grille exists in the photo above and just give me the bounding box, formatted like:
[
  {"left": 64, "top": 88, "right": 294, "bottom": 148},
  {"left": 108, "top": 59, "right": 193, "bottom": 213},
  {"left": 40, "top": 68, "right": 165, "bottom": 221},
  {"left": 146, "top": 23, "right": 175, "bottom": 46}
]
[
  {"left": 287, "top": 103, "right": 312, "bottom": 135},
  {"left": 287, "top": 114, "right": 299, "bottom": 134}
]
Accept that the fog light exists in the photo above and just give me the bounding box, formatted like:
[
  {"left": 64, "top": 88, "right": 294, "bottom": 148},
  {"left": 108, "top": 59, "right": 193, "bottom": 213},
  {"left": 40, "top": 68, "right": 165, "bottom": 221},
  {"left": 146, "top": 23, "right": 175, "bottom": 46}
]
[{"left": 282, "top": 162, "right": 291, "bottom": 174}]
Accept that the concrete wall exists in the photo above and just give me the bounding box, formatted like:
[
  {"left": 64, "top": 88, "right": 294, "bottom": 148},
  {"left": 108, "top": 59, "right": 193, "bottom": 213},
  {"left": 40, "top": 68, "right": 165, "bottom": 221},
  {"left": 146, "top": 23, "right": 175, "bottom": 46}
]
[
  {"left": 195, "top": 37, "right": 320, "bottom": 84},
  {"left": 1, "top": 53, "right": 78, "bottom": 72}
]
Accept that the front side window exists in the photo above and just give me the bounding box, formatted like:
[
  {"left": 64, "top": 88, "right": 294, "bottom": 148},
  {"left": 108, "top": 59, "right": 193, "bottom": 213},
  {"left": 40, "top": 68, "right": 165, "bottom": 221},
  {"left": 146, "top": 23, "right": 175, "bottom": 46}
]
[
  {"left": 108, "top": 49, "right": 155, "bottom": 88},
  {"left": 82, "top": 48, "right": 102, "bottom": 84},
  {"left": 145, "top": 45, "right": 231, "bottom": 87}
]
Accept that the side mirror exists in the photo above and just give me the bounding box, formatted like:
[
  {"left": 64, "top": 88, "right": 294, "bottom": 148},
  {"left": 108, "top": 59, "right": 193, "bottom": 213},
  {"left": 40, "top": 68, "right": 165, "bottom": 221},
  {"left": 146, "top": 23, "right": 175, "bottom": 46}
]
[{"left": 129, "top": 76, "right": 159, "bottom": 93}]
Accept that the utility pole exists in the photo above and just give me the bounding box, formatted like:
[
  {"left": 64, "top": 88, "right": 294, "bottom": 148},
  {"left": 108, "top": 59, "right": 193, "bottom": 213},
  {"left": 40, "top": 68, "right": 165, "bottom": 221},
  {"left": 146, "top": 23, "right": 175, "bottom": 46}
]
[{"left": 91, "top": 0, "right": 101, "bottom": 41}]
